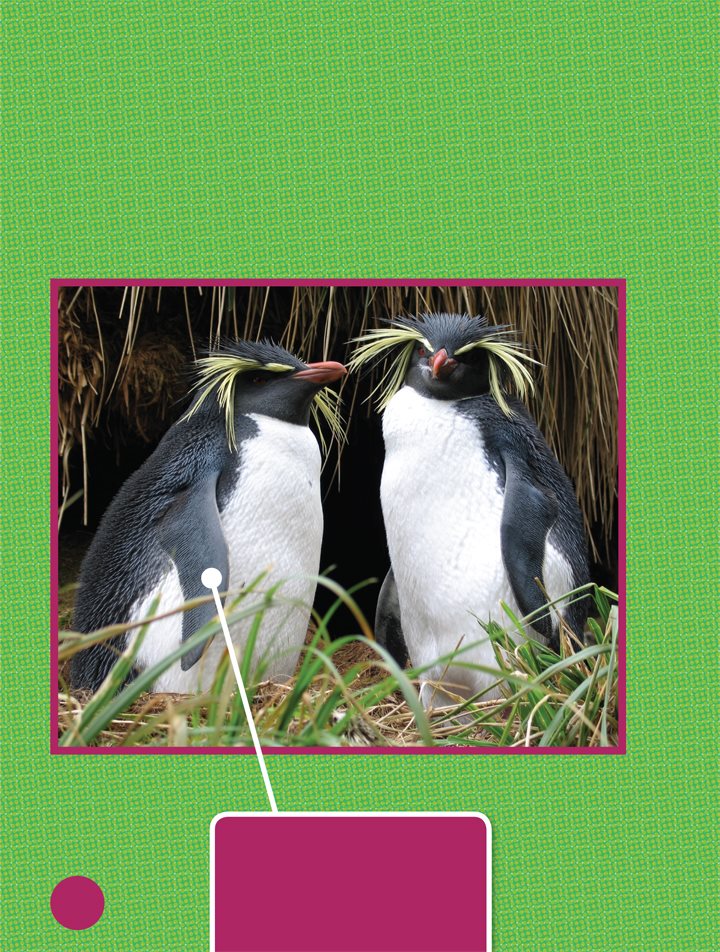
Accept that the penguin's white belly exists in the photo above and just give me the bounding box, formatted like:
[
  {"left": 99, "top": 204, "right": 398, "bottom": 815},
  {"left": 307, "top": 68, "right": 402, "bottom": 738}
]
[
  {"left": 132, "top": 415, "right": 322, "bottom": 693},
  {"left": 216, "top": 415, "right": 323, "bottom": 685},
  {"left": 381, "top": 387, "right": 572, "bottom": 703}
]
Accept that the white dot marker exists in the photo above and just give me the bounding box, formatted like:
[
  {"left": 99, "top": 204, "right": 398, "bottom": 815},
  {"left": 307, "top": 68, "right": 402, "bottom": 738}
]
[
  {"left": 201, "top": 566, "right": 278, "bottom": 814},
  {"left": 201, "top": 567, "right": 223, "bottom": 590}
]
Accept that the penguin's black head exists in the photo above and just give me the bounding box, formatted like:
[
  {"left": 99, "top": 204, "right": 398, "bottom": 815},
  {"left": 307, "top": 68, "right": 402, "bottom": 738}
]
[
  {"left": 349, "top": 312, "right": 536, "bottom": 414},
  {"left": 184, "top": 339, "right": 347, "bottom": 449},
  {"left": 221, "top": 340, "right": 346, "bottom": 420},
  {"left": 400, "top": 313, "right": 498, "bottom": 402}
]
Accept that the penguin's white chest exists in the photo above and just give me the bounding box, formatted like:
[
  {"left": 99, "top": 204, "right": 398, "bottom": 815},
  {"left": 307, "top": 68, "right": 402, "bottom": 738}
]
[
  {"left": 135, "top": 415, "right": 323, "bottom": 693},
  {"left": 381, "top": 387, "right": 514, "bottom": 699},
  {"left": 212, "top": 414, "right": 323, "bottom": 687},
  {"left": 220, "top": 413, "right": 323, "bottom": 608}
]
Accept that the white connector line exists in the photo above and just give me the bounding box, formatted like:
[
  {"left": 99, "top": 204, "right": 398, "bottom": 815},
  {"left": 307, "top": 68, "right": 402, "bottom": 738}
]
[{"left": 201, "top": 568, "right": 278, "bottom": 814}]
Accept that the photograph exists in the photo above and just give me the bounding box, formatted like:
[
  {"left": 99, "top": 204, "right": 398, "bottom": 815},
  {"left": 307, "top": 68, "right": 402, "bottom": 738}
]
[{"left": 54, "top": 280, "right": 623, "bottom": 752}]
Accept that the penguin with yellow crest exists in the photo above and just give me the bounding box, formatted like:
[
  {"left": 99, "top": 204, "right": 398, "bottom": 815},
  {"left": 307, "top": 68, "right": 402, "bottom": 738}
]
[
  {"left": 71, "top": 340, "right": 346, "bottom": 694},
  {"left": 349, "top": 312, "right": 589, "bottom": 707}
]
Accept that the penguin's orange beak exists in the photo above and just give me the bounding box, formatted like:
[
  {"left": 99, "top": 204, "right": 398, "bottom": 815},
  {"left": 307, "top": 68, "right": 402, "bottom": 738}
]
[
  {"left": 430, "top": 349, "right": 458, "bottom": 379},
  {"left": 292, "top": 361, "right": 347, "bottom": 385}
]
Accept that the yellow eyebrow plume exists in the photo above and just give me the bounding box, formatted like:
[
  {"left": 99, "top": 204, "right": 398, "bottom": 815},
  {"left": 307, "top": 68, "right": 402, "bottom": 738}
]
[
  {"left": 348, "top": 323, "right": 539, "bottom": 415},
  {"left": 182, "top": 354, "right": 346, "bottom": 452}
]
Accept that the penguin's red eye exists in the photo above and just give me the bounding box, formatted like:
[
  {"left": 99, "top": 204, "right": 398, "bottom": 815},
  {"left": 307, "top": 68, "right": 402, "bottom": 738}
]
[
  {"left": 252, "top": 375, "right": 267, "bottom": 385},
  {"left": 417, "top": 347, "right": 426, "bottom": 357}
]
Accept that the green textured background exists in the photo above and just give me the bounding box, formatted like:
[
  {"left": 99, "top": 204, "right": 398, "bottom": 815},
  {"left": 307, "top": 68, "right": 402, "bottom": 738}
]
[{"left": 2, "top": 2, "right": 718, "bottom": 950}]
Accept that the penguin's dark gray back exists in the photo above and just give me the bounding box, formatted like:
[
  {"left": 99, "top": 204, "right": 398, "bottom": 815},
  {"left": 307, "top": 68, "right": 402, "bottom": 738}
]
[
  {"left": 69, "top": 407, "right": 256, "bottom": 687},
  {"left": 459, "top": 394, "right": 591, "bottom": 631}
]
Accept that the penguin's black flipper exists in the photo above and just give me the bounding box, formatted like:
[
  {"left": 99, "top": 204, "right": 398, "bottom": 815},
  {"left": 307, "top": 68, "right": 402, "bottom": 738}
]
[
  {"left": 500, "top": 456, "right": 559, "bottom": 647},
  {"left": 156, "top": 479, "right": 230, "bottom": 671},
  {"left": 375, "top": 568, "right": 409, "bottom": 669}
]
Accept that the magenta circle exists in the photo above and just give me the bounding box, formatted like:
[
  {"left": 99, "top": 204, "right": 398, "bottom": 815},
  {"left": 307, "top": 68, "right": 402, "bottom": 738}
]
[{"left": 50, "top": 876, "right": 105, "bottom": 930}]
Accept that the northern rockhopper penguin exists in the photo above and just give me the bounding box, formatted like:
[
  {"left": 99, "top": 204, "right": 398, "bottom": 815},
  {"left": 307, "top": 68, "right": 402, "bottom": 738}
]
[
  {"left": 70, "top": 340, "right": 347, "bottom": 694},
  {"left": 349, "top": 312, "right": 590, "bottom": 708}
]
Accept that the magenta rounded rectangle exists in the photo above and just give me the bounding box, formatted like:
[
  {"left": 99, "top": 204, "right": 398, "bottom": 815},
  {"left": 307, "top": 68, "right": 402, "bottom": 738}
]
[{"left": 211, "top": 812, "right": 491, "bottom": 952}]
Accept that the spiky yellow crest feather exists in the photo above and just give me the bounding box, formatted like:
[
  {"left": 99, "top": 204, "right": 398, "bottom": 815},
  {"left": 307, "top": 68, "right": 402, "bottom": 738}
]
[
  {"left": 310, "top": 384, "right": 347, "bottom": 456},
  {"left": 348, "top": 314, "right": 539, "bottom": 415},
  {"left": 182, "top": 344, "right": 346, "bottom": 453}
]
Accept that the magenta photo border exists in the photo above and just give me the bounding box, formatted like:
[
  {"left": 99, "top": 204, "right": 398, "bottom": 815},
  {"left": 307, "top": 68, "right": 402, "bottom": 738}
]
[{"left": 51, "top": 278, "right": 626, "bottom": 756}]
